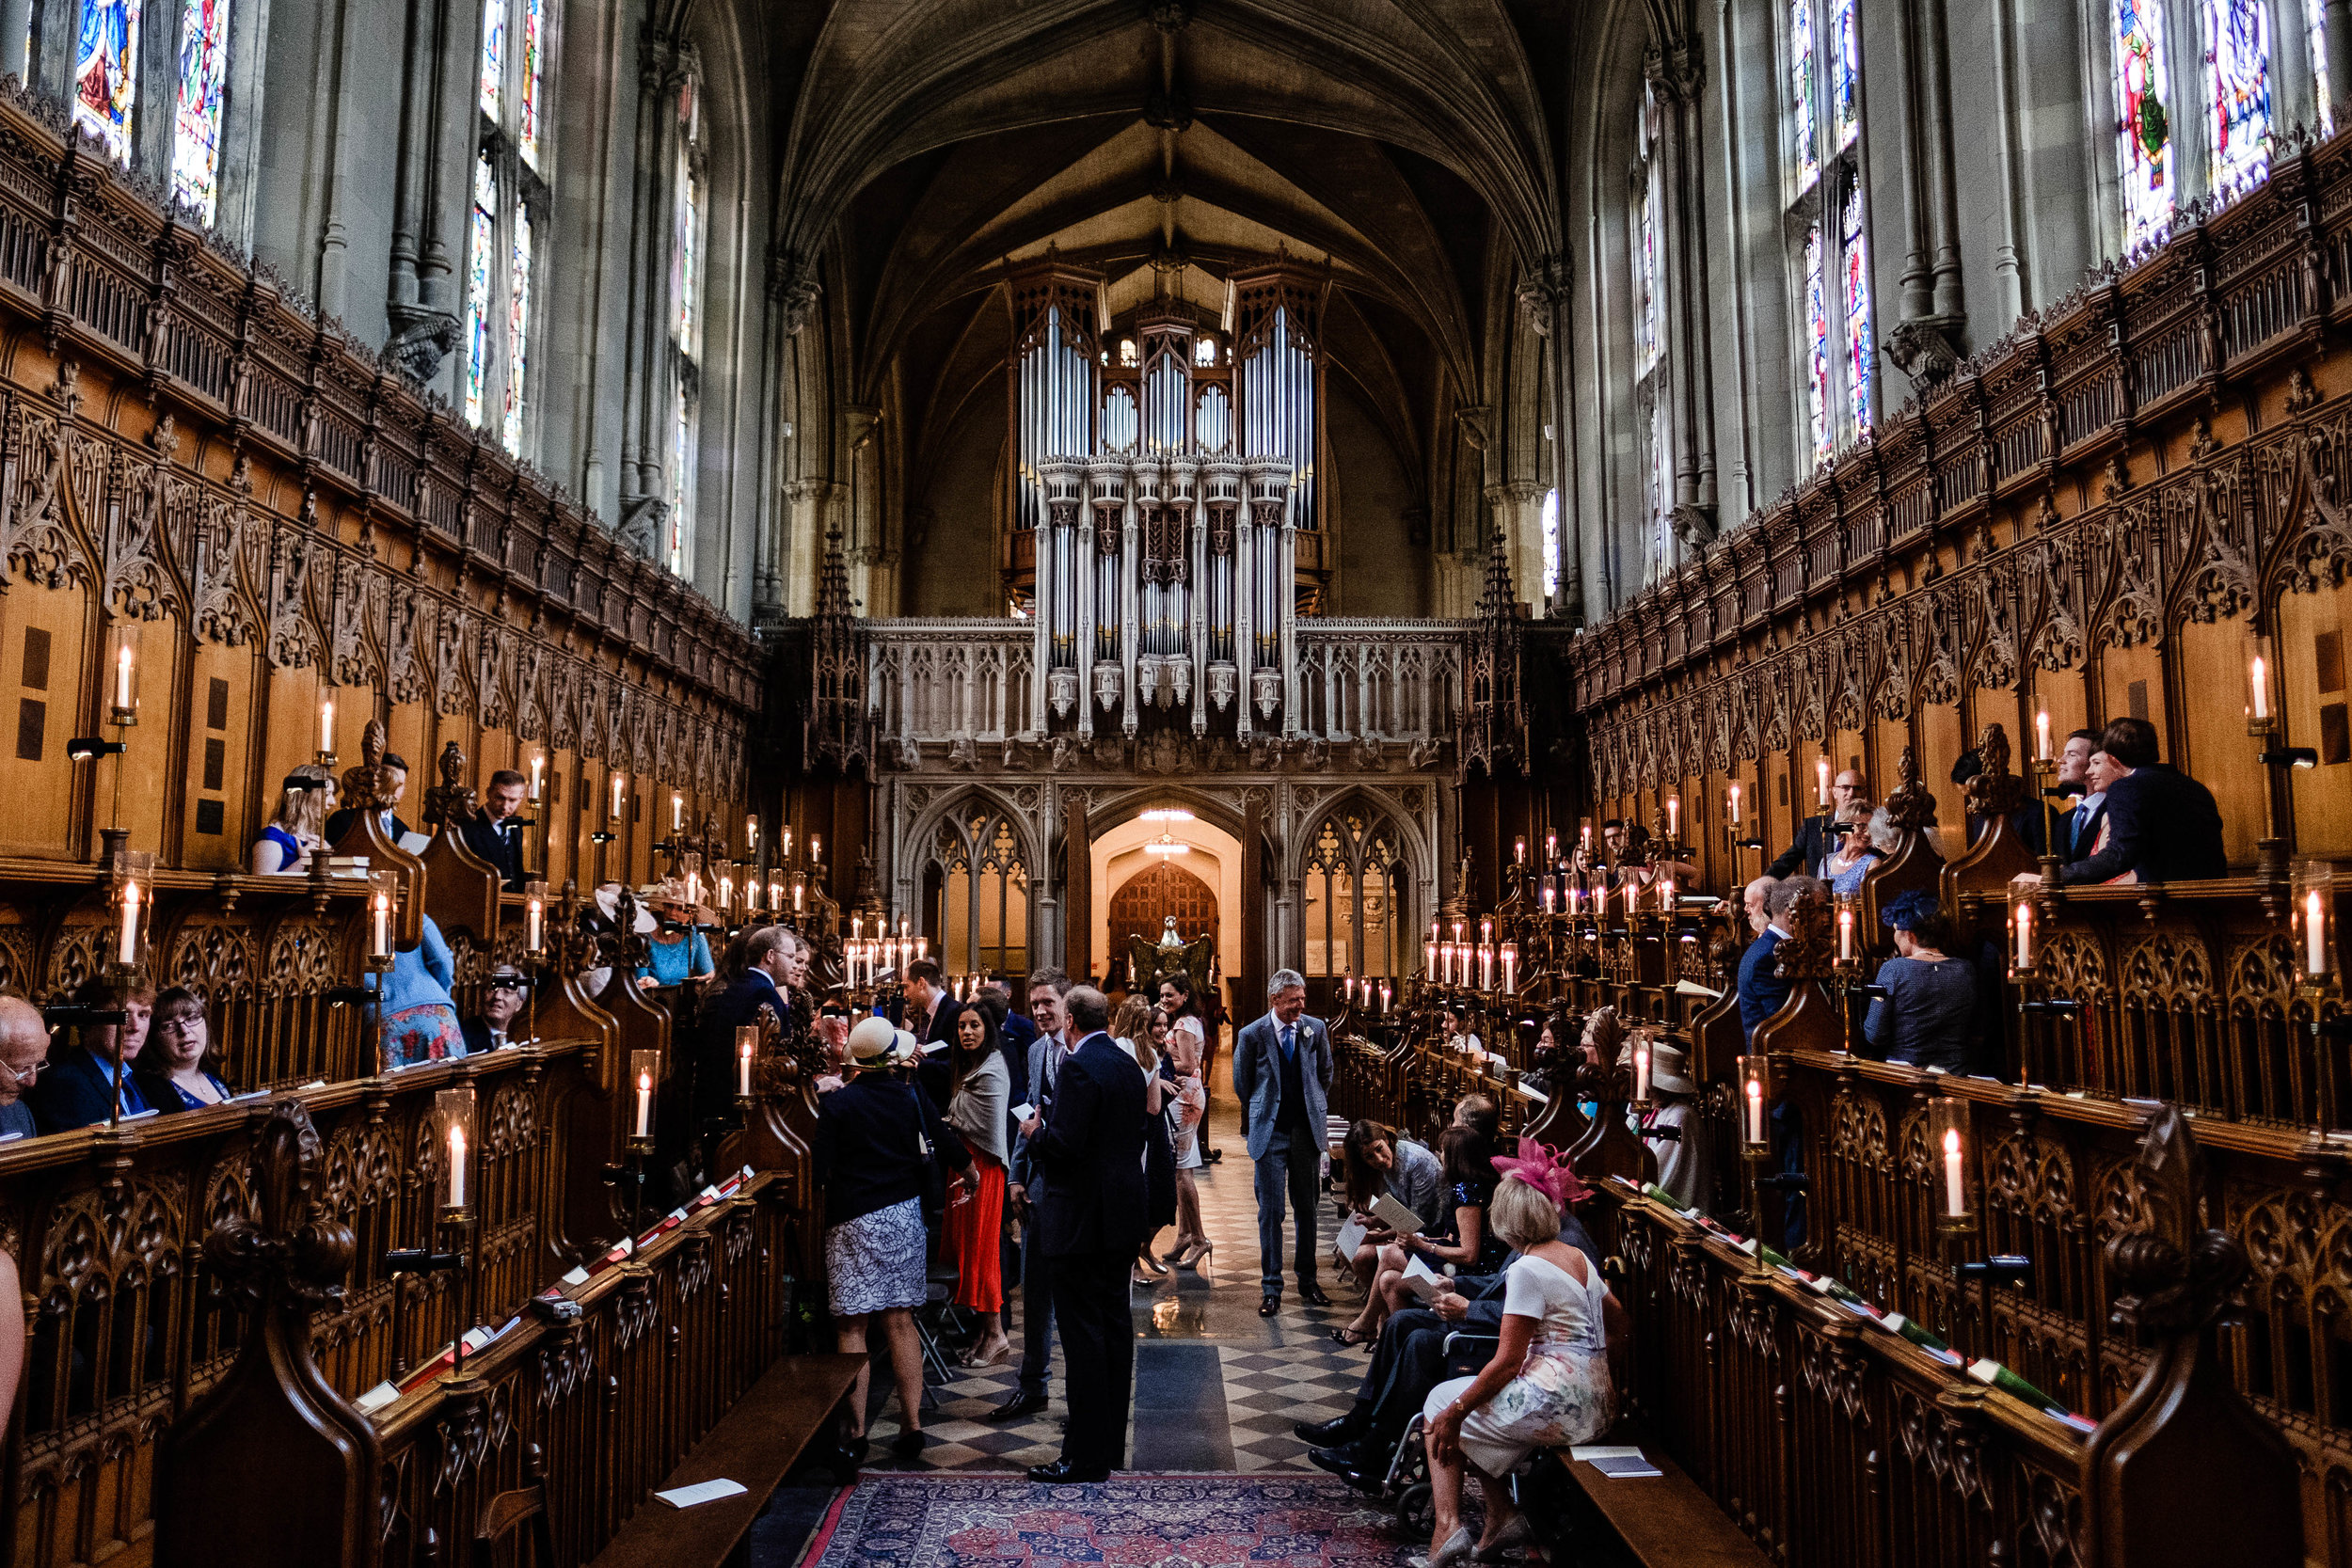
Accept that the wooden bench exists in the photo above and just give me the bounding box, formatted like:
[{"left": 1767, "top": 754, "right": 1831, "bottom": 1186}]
[
  {"left": 1543, "top": 1444, "right": 1772, "bottom": 1568},
  {"left": 589, "top": 1353, "right": 864, "bottom": 1568}
]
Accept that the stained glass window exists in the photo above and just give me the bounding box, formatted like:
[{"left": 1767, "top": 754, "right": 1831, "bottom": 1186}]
[
  {"left": 1788, "top": 0, "right": 1820, "bottom": 195},
  {"left": 501, "top": 206, "right": 532, "bottom": 454},
  {"left": 1636, "top": 185, "right": 1660, "bottom": 374},
  {"left": 74, "top": 0, "right": 143, "bottom": 164},
  {"left": 2114, "top": 0, "right": 2174, "bottom": 249},
  {"left": 1804, "top": 223, "right": 1831, "bottom": 465},
  {"left": 2312, "top": 0, "right": 2335, "bottom": 137},
  {"left": 517, "top": 0, "right": 545, "bottom": 168},
  {"left": 464, "top": 155, "right": 496, "bottom": 427},
  {"left": 479, "top": 0, "right": 505, "bottom": 119},
  {"left": 1647, "top": 399, "right": 1672, "bottom": 581},
  {"left": 667, "top": 83, "right": 704, "bottom": 579},
  {"left": 170, "top": 0, "right": 230, "bottom": 225},
  {"left": 2201, "top": 1, "right": 2272, "bottom": 198},
  {"left": 1840, "top": 177, "right": 1873, "bottom": 444},
  {"left": 1541, "top": 487, "right": 1561, "bottom": 602},
  {"left": 1830, "top": 0, "right": 1859, "bottom": 150}
]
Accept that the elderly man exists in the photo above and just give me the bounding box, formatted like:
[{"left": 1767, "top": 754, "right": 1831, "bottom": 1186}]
[
  {"left": 0, "top": 996, "right": 51, "bottom": 1138},
  {"left": 462, "top": 769, "right": 530, "bottom": 888},
  {"left": 1232, "top": 968, "right": 1335, "bottom": 1317},
  {"left": 1771, "top": 768, "right": 1864, "bottom": 879},
  {"left": 460, "top": 965, "right": 529, "bottom": 1054},
  {"left": 1740, "top": 877, "right": 1821, "bottom": 1045},
  {"left": 699, "top": 927, "right": 800, "bottom": 1117}
]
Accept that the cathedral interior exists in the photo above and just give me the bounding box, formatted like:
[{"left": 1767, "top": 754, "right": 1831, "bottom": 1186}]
[{"left": 0, "top": 0, "right": 2342, "bottom": 1564}]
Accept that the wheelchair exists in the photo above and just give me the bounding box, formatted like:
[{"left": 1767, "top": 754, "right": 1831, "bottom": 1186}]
[{"left": 1381, "top": 1330, "right": 1594, "bottom": 1563}]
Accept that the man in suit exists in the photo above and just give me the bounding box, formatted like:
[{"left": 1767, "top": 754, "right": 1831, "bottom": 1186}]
[
  {"left": 1739, "top": 878, "right": 1819, "bottom": 1045},
  {"left": 993, "top": 968, "right": 1072, "bottom": 1422},
  {"left": 697, "top": 927, "right": 801, "bottom": 1120},
  {"left": 990, "top": 974, "right": 1037, "bottom": 1109},
  {"left": 459, "top": 966, "right": 529, "bottom": 1054},
  {"left": 461, "top": 770, "right": 530, "bottom": 889},
  {"left": 1769, "top": 768, "right": 1864, "bottom": 879},
  {"left": 1232, "top": 968, "right": 1335, "bottom": 1317},
  {"left": 902, "top": 958, "right": 962, "bottom": 1105},
  {"left": 0, "top": 996, "right": 51, "bottom": 1139},
  {"left": 30, "top": 975, "right": 155, "bottom": 1132},
  {"left": 1022, "top": 984, "right": 1148, "bottom": 1482},
  {"left": 325, "top": 753, "right": 414, "bottom": 847},
  {"left": 2054, "top": 733, "right": 2117, "bottom": 864},
  {"left": 2014, "top": 718, "right": 2226, "bottom": 887}
]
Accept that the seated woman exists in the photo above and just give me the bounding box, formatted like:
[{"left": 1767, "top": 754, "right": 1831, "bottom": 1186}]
[
  {"left": 248, "top": 766, "right": 335, "bottom": 875},
  {"left": 1331, "top": 1118, "right": 1446, "bottom": 1345},
  {"left": 135, "top": 988, "right": 231, "bottom": 1111},
  {"left": 1419, "top": 1150, "right": 1626, "bottom": 1568},
  {"left": 1864, "top": 892, "right": 1979, "bottom": 1073},
  {"left": 635, "top": 880, "right": 716, "bottom": 989},
  {"left": 368, "top": 911, "right": 465, "bottom": 1069},
  {"left": 1822, "top": 800, "right": 1880, "bottom": 897},
  {"left": 1358, "top": 1117, "right": 1509, "bottom": 1338}
]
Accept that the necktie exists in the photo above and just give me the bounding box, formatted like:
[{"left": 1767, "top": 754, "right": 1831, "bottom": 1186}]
[{"left": 1280, "top": 1023, "right": 1296, "bottom": 1061}]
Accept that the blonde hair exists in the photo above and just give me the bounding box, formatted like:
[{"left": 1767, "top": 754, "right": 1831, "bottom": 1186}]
[
  {"left": 1489, "top": 1172, "right": 1564, "bottom": 1251},
  {"left": 269, "top": 764, "right": 335, "bottom": 841},
  {"left": 1112, "top": 995, "right": 1157, "bottom": 1070}
]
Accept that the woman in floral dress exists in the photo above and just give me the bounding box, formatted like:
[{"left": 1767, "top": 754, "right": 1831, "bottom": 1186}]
[{"left": 1418, "top": 1148, "right": 1628, "bottom": 1567}]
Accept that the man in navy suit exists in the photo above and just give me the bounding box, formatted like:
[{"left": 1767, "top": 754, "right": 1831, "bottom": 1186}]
[
  {"left": 1232, "top": 968, "right": 1335, "bottom": 1316},
  {"left": 1739, "top": 878, "right": 1820, "bottom": 1044},
  {"left": 697, "top": 927, "right": 801, "bottom": 1120},
  {"left": 1770, "top": 769, "right": 1864, "bottom": 878},
  {"left": 1022, "top": 984, "right": 1148, "bottom": 1482},
  {"left": 994, "top": 969, "right": 1072, "bottom": 1422},
  {"left": 460, "top": 770, "right": 530, "bottom": 889},
  {"left": 2019, "top": 719, "right": 2226, "bottom": 887},
  {"left": 30, "top": 976, "right": 156, "bottom": 1132}
]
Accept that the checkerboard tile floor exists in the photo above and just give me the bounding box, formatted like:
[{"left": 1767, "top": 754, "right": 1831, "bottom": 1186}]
[{"left": 855, "top": 1091, "right": 1381, "bottom": 1475}]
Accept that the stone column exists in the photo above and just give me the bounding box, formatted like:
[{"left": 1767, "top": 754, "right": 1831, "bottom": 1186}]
[
  {"left": 1515, "top": 254, "right": 1583, "bottom": 625},
  {"left": 1645, "top": 38, "right": 1718, "bottom": 549}
]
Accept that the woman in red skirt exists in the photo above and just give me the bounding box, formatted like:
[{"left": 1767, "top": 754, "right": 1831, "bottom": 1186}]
[{"left": 944, "top": 999, "right": 1012, "bottom": 1363}]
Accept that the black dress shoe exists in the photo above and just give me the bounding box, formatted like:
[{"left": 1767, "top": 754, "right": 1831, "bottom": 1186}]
[
  {"left": 990, "top": 1390, "right": 1049, "bottom": 1421},
  {"left": 1299, "top": 1282, "right": 1334, "bottom": 1307},
  {"left": 1027, "top": 1459, "right": 1112, "bottom": 1484},
  {"left": 1309, "top": 1443, "right": 1381, "bottom": 1488},
  {"left": 891, "top": 1429, "right": 928, "bottom": 1460},
  {"left": 1295, "top": 1406, "right": 1370, "bottom": 1446},
  {"left": 1259, "top": 1294, "right": 1281, "bottom": 1317}
]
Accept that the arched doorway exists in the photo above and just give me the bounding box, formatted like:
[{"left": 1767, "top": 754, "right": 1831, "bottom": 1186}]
[{"left": 1107, "top": 861, "right": 1219, "bottom": 986}]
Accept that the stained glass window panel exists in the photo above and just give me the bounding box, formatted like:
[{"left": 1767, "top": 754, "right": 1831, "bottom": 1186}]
[
  {"left": 1840, "top": 179, "right": 1873, "bottom": 445},
  {"left": 501, "top": 206, "right": 532, "bottom": 453},
  {"left": 517, "top": 0, "right": 544, "bottom": 166},
  {"left": 2114, "top": 0, "right": 2174, "bottom": 249},
  {"left": 74, "top": 0, "right": 143, "bottom": 165},
  {"left": 1831, "top": 0, "right": 1860, "bottom": 150},
  {"left": 2201, "top": 0, "right": 2272, "bottom": 198},
  {"left": 478, "top": 0, "right": 505, "bottom": 120},
  {"left": 668, "top": 380, "right": 692, "bottom": 575},
  {"left": 2312, "top": 0, "right": 2335, "bottom": 137},
  {"left": 464, "top": 156, "right": 497, "bottom": 427},
  {"left": 1788, "top": 0, "right": 1820, "bottom": 195},
  {"left": 1804, "top": 223, "right": 1831, "bottom": 464},
  {"left": 1636, "top": 185, "right": 1660, "bottom": 373},
  {"left": 1646, "top": 399, "right": 1672, "bottom": 582},
  {"left": 1541, "top": 488, "right": 1561, "bottom": 601},
  {"left": 170, "top": 0, "right": 230, "bottom": 225}
]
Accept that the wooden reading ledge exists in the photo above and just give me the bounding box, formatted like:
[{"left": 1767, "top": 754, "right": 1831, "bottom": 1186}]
[
  {"left": 1549, "top": 1443, "right": 1771, "bottom": 1568},
  {"left": 589, "top": 1353, "right": 865, "bottom": 1568}
]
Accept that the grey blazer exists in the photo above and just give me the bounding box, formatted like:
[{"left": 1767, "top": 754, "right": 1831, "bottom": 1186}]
[
  {"left": 1009, "top": 1031, "right": 1072, "bottom": 1190},
  {"left": 1231, "top": 1012, "right": 1333, "bottom": 1161}
]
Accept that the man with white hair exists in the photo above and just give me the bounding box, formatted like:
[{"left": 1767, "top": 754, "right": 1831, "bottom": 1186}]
[{"left": 1231, "top": 968, "right": 1334, "bottom": 1317}]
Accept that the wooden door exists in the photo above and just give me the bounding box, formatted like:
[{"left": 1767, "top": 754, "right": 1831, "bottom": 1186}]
[{"left": 1108, "top": 861, "right": 1218, "bottom": 980}]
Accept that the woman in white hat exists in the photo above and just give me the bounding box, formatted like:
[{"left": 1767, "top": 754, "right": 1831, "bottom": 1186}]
[
  {"left": 813, "top": 1015, "right": 973, "bottom": 1462},
  {"left": 633, "top": 879, "right": 717, "bottom": 990},
  {"left": 1622, "top": 1034, "right": 1708, "bottom": 1213}
]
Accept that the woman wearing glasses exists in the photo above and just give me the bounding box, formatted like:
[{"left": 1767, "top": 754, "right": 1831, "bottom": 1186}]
[{"left": 136, "top": 989, "right": 231, "bottom": 1111}]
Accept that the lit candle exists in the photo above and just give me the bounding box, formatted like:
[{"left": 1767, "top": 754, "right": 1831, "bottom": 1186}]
[
  {"left": 526, "top": 894, "right": 544, "bottom": 952},
  {"left": 811, "top": 835, "right": 822, "bottom": 863},
  {"left": 114, "top": 641, "right": 133, "bottom": 712},
  {"left": 1501, "top": 942, "right": 1517, "bottom": 993},
  {"left": 2310, "top": 888, "right": 2328, "bottom": 976},
  {"left": 2034, "top": 708, "right": 2051, "bottom": 762},
  {"left": 1566, "top": 885, "right": 1581, "bottom": 919},
  {"left": 1817, "top": 757, "right": 1832, "bottom": 808},
  {"left": 1580, "top": 824, "right": 1592, "bottom": 855},
  {"left": 1728, "top": 783, "right": 1742, "bottom": 824},
  {"left": 1379, "top": 982, "right": 1391, "bottom": 1012},
  {"left": 1480, "top": 943, "right": 1495, "bottom": 990},
  {"left": 1425, "top": 927, "right": 1438, "bottom": 976},
  {"left": 1633, "top": 1040, "right": 1651, "bottom": 1102},
  {"left": 794, "top": 882, "right": 805, "bottom": 912},
  {"left": 1746, "top": 1073, "right": 1764, "bottom": 1143},
  {"left": 371, "top": 888, "right": 390, "bottom": 958},
  {"left": 118, "top": 879, "right": 140, "bottom": 965},
  {"left": 1942, "top": 1127, "right": 1965, "bottom": 1217},
  {"left": 719, "top": 875, "right": 733, "bottom": 912},
  {"left": 2014, "top": 902, "right": 2033, "bottom": 968},
  {"left": 672, "top": 793, "right": 684, "bottom": 832},
  {"left": 1546, "top": 833, "right": 1558, "bottom": 860},
  {"left": 739, "top": 1026, "right": 756, "bottom": 1097},
  {"left": 1837, "top": 904, "right": 1854, "bottom": 962},
  {"left": 529, "top": 754, "right": 545, "bottom": 800},
  {"left": 448, "top": 1124, "right": 467, "bottom": 1209},
  {"left": 1542, "top": 884, "right": 1555, "bottom": 913},
  {"left": 1453, "top": 920, "right": 1465, "bottom": 948},
  {"left": 1515, "top": 837, "right": 1526, "bottom": 863},
  {"left": 1659, "top": 877, "right": 1675, "bottom": 915},
  {"left": 2251, "top": 654, "right": 2271, "bottom": 721},
  {"left": 1481, "top": 918, "right": 1493, "bottom": 946},
  {"left": 916, "top": 937, "right": 928, "bottom": 962},
  {"left": 634, "top": 1069, "right": 653, "bottom": 1137},
  {"left": 320, "top": 698, "right": 335, "bottom": 756},
  {"left": 853, "top": 915, "right": 865, "bottom": 940},
  {"left": 746, "top": 816, "right": 759, "bottom": 853},
  {"left": 900, "top": 918, "right": 910, "bottom": 938},
  {"left": 611, "top": 774, "right": 625, "bottom": 821},
  {"left": 1666, "top": 796, "right": 1679, "bottom": 840}
]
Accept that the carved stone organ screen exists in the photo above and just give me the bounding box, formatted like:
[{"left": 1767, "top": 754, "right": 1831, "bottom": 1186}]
[{"left": 1007, "top": 257, "right": 1327, "bottom": 744}]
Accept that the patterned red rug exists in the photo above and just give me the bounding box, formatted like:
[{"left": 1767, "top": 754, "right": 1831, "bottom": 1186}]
[{"left": 806, "top": 1474, "right": 1434, "bottom": 1568}]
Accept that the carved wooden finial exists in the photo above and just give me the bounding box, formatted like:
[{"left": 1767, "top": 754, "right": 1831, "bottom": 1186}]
[
  {"left": 339, "top": 716, "right": 392, "bottom": 812},
  {"left": 1771, "top": 877, "right": 1836, "bottom": 980},
  {"left": 1883, "top": 743, "right": 1938, "bottom": 832},
  {"left": 422, "top": 738, "right": 476, "bottom": 827},
  {"left": 1963, "top": 721, "right": 2027, "bottom": 819}
]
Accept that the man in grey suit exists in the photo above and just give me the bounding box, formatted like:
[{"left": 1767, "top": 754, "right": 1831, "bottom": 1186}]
[
  {"left": 1231, "top": 968, "right": 1334, "bottom": 1316},
  {"left": 992, "top": 968, "right": 1072, "bottom": 1422}
]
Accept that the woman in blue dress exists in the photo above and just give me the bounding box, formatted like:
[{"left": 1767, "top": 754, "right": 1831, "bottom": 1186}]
[
  {"left": 635, "top": 880, "right": 716, "bottom": 989},
  {"left": 1823, "top": 800, "right": 1880, "bottom": 897},
  {"left": 369, "top": 912, "right": 465, "bottom": 1068},
  {"left": 247, "top": 766, "right": 334, "bottom": 875}
]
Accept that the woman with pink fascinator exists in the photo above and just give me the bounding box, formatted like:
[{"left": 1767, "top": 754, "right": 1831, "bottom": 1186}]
[{"left": 1413, "top": 1139, "right": 1628, "bottom": 1568}]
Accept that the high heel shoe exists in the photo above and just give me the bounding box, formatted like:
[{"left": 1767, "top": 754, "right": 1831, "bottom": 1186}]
[
  {"left": 1179, "top": 1240, "right": 1213, "bottom": 1270},
  {"left": 1409, "top": 1528, "right": 1474, "bottom": 1568},
  {"left": 1140, "top": 1252, "right": 1169, "bottom": 1276},
  {"left": 1474, "top": 1517, "right": 1534, "bottom": 1562}
]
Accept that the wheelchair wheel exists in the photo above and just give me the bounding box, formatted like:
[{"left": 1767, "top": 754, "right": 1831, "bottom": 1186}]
[{"left": 1395, "top": 1481, "right": 1435, "bottom": 1538}]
